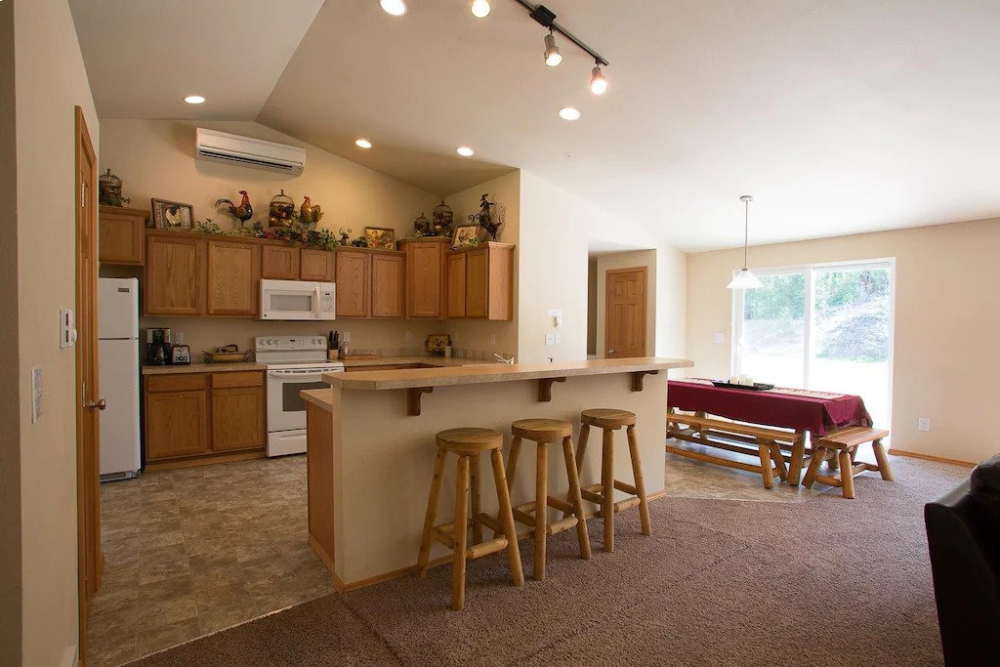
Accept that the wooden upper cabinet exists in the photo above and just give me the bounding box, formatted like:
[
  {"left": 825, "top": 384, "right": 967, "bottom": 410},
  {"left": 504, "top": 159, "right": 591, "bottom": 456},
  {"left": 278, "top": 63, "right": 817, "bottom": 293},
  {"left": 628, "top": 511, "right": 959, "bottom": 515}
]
[
  {"left": 300, "top": 249, "right": 334, "bottom": 282},
  {"left": 210, "top": 372, "right": 265, "bottom": 452},
  {"left": 371, "top": 253, "right": 405, "bottom": 318},
  {"left": 335, "top": 248, "right": 371, "bottom": 318},
  {"left": 403, "top": 239, "right": 447, "bottom": 318},
  {"left": 99, "top": 205, "right": 147, "bottom": 265},
  {"left": 458, "top": 242, "right": 514, "bottom": 321},
  {"left": 446, "top": 252, "right": 467, "bottom": 319},
  {"left": 206, "top": 240, "right": 260, "bottom": 317},
  {"left": 261, "top": 245, "right": 300, "bottom": 280},
  {"left": 144, "top": 233, "right": 206, "bottom": 316}
]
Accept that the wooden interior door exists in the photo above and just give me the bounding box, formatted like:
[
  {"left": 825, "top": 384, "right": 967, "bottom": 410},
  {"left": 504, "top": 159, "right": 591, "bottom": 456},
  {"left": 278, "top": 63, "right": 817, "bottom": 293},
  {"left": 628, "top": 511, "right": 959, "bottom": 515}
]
[
  {"left": 604, "top": 267, "right": 647, "bottom": 358},
  {"left": 75, "top": 106, "right": 102, "bottom": 662}
]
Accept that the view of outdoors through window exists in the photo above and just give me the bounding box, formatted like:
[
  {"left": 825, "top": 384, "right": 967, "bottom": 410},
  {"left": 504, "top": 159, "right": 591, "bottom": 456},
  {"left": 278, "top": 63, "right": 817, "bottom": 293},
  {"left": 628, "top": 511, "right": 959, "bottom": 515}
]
[{"left": 736, "top": 262, "right": 893, "bottom": 430}]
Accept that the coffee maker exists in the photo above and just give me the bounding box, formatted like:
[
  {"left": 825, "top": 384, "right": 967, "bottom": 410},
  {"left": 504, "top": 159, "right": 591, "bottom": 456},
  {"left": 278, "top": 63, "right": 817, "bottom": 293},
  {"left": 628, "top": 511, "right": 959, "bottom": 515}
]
[{"left": 146, "top": 328, "right": 171, "bottom": 366}]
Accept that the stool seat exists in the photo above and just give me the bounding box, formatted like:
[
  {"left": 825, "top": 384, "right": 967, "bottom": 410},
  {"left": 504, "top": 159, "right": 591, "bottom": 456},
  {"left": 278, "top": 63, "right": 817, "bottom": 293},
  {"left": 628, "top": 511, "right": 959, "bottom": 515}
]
[
  {"left": 581, "top": 408, "right": 636, "bottom": 430},
  {"left": 436, "top": 428, "right": 503, "bottom": 455},
  {"left": 511, "top": 419, "right": 573, "bottom": 443}
]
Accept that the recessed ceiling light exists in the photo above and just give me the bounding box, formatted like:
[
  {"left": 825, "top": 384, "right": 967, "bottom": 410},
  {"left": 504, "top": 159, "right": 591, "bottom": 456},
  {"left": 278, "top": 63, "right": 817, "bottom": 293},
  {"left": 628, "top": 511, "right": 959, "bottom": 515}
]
[
  {"left": 558, "top": 107, "right": 581, "bottom": 121},
  {"left": 184, "top": 95, "right": 206, "bottom": 105},
  {"left": 355, "top": 138, "right": 372, "bottom": 149},
  {"left": 456, "top": 146, "right": 474, "bottom": 157},
  {"left": 471, "top": 0, "right": 491, "bottom": 18},
  {"left": 379, "top": 0, "right": 406, "bottom": 16}
]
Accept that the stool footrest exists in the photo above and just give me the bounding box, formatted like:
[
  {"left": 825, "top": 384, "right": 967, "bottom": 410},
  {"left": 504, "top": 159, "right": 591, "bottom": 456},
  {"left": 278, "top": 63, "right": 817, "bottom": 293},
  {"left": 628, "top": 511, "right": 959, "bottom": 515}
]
[
  {"left": 432, "top": 525, "right": 455, "bottom": 549},
  {"left": 479, "top": 513, "right": 533, "bottom": 541},
  {"left": 614, "top": 480, "right": 638, "bottom": 495},
  {"left": 546, "top": 515, "right": 579, "bottom": 536},
  {"left": 546, "top": 496, "right": 574, "bottom": 514},
  {"left": 512, "top": 509, "right": 536, "bottom": 526},
  {"left": 466, "top": 537, "right": 508, "bottom": 560}
]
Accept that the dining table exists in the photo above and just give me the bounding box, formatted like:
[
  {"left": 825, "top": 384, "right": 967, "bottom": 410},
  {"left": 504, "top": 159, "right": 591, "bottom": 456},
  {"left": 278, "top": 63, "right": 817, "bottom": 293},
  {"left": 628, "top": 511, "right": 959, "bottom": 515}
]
[{"left": 667, "top": 378, "right": 874, "bottom": 485}]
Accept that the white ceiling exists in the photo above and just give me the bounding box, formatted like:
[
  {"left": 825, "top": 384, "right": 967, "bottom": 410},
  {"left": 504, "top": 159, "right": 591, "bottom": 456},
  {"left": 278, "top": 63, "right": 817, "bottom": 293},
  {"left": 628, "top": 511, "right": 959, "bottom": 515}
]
[{"left": 71, "top": 0, "right": 1000, "bottom": 251}]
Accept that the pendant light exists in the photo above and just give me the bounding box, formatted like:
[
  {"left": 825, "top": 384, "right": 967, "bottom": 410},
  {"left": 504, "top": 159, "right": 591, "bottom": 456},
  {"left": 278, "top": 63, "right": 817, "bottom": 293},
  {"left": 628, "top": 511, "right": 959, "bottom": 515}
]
[{"left": 727, "top": 195, "right": 763, "bottom": 290}]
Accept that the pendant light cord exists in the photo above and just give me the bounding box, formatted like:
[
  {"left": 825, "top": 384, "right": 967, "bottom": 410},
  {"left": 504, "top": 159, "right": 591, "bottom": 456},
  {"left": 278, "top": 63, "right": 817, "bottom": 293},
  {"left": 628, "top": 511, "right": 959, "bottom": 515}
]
[{"left": 743, "top": 198, "right": 749, "bottom": 270}]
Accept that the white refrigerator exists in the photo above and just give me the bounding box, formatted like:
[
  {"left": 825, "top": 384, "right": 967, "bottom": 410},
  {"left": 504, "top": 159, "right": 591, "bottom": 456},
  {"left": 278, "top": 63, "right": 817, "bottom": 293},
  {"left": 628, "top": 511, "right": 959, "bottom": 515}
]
[{"left": 98, "top": 278, "right": 141, "bottom": 479}]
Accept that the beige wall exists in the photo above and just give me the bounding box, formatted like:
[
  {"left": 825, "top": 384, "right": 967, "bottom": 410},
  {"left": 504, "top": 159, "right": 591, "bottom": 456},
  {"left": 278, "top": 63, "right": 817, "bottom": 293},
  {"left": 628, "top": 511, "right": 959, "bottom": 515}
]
[
  {"left": 14, "top": 0, "right": 100, "bottom": 664},
  {"left": 0, "top": 2, "right": 20, "bottom": 664},
  {"left": 100, "top": 119, "right": 450, "bottom": 354},
  {"left": 594, "top": 250, "right": 657, "bottom": 358},
  {"left": 586, "top": 259, "right": 597, "bottom": 355},
  {"left": 687, "top": 217, "right": 1000, "bottom": 464}
]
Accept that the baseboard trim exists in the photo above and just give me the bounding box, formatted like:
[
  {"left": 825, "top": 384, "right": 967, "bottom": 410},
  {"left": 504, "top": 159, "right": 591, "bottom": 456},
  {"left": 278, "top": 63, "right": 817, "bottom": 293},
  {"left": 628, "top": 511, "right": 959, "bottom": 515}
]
[
  {"left": 329, "top": 491, "right": 670, "bottom": 593},
  {"left": 144, "top": 450, "right": 265, "bottom": 472},
  {"left": 888, "top": 448, "right": 976, "bottom": 468}
]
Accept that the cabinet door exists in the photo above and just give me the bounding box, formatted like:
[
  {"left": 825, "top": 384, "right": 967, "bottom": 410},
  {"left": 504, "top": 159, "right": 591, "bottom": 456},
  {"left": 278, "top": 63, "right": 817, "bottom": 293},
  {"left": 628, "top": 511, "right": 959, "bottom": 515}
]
[
  {"left": 371, "top": 253, "right": 405, "bottom": 318},
  {"left": 300, "top": 249, "right": 334, "bottom": 282},
  {"left": 261, "top": 245, "right": 300, "bottom": 280},
  {"left": 207, "top": 240, "right": 259, "bottom": 316},
  {"left": 406, "top": 242, "right": 444, "bottom": 318},
  {"left": 145, "top": 389, "right": 209, "bottom": 460},
  {"left": 446, "top": 252, "right": 467, "bottom": 319},
  {"left": 465, "top": 248, "right": 489, "bottom": 318},
  {"left": 144, "top": 235, "right": 206, "bottom": 316},
  {"left": 335, "top": 250, "right": 371, "bottom": 318},
  {"left": 99, "top": 211, "right": 144, "bottom": 265},
  {"left": 211, "top": 386, "right": 265, "bottom": 452}
]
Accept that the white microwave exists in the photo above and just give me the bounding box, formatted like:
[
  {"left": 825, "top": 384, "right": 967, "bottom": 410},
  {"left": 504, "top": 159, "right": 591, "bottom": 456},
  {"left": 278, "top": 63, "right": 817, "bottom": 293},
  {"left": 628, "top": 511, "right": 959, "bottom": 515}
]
[{"left": 260, "top": 279, "right": 336, "bottom": 320}]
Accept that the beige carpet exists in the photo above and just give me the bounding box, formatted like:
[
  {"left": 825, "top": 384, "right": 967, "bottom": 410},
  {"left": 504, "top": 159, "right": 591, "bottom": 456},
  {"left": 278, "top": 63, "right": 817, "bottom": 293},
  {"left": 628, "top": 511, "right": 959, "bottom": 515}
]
[{"left": 131, "top": 456, "right": 967, "bottom": 666}]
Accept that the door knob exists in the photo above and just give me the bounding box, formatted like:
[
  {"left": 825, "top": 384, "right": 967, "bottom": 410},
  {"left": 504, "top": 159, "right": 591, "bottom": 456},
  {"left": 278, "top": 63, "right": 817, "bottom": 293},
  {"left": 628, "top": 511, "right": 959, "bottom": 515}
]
[
  {"left": 608, "top": 349, "right": 615, "bottom": 355},
  {"left": 88, "top": 398, "right": 107, "bottom": 411}
]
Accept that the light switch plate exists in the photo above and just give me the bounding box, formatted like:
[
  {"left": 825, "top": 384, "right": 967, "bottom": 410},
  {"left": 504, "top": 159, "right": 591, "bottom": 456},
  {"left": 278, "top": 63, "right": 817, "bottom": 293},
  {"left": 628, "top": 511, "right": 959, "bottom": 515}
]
[
  {"left": 342, "top": 331, "right": 351, "bottom": 343},
  {"left": 59, "top": 308, "right": 76, "bottom": 349},
  {"left": 31, "top": 366, "right": 43, "bottom": 423},
  {"left": 713, "top": 332, "right": 725, "bottom": 345},
  {"left": 918, "top": 418, "right": 931, "bottom": 432},
  {"left": 545, "top": 333, "right": 556, "bottom": 346},
  {"left": 174, "top": 332, "right": 185, "bottom": 345}
]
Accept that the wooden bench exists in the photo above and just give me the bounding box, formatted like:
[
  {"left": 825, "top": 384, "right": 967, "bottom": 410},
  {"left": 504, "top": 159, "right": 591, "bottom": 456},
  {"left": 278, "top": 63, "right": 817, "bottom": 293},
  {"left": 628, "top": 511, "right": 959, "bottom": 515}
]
[
  {"left": 666, "top": 410, "right": 805, "bottom": 489},
  {"left": 801, "top": 427, "right": 893, "bottom": 499}
]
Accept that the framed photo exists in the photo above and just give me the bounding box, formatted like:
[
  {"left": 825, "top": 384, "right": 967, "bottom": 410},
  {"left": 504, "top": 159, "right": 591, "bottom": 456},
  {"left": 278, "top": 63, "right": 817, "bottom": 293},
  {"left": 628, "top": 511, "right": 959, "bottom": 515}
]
[
  {"left": 364, "top": 226, "right": 396, "bottom": 250},
  {"left": 151, "top": 198, "right": 194, "bottom": 230},
  {"left": 451, "top": 224, "right": 480, "bottom": 249},
  {"left": 170, "top": 344, "right": 191, "bottom": 365}
]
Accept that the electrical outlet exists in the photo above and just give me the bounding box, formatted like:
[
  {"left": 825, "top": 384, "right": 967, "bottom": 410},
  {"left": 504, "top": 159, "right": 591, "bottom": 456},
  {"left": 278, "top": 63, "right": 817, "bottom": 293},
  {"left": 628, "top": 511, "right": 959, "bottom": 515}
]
[
  {"left": 59, "top": 308, "right": 76, "bottom": 349},
  {"left": 489, "top": 333, "right": 497, "bottom": 345},
  {"left": 31, "top": 367, "right": 43, "bottom": 423},
  {"left": 545, "top": 333, "right": 556, "bottom": 346},
  {"left": 555, "top": 333, "right": 562, "bottom": 344},
  {"left": 918, "top": 418, "right": 931, "bottom": 432},
  {"left": 342, "top": 332, "right": 351, "bottom": 343},
  {"left": 174, "top": 332, "right": 185, "bottom": 345},
  {"left": 404, "top": 331, "right": 412, "bottom": 342},
  {"left": 713, "top": 332, "right": 725, "bottom": 345}
]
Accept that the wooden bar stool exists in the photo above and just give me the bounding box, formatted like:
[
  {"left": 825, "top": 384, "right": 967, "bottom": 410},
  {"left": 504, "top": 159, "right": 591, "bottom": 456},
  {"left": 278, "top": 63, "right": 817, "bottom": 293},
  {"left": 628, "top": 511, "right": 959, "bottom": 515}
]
[
  {"left": 574, "top": 408, "right": 652, "bottom": 552},
  {"left": 416, "top": 428, "right": 524, "bottom": 611},
  {"left": 496, "top": 419, "right": 591, "bottom": 581}
]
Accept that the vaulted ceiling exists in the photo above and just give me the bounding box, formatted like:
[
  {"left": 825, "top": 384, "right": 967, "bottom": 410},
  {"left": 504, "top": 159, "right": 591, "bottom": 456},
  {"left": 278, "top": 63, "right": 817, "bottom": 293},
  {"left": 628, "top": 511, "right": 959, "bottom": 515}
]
[{"left": 71, "top": 1, "right": 1000, "bottom": 251}]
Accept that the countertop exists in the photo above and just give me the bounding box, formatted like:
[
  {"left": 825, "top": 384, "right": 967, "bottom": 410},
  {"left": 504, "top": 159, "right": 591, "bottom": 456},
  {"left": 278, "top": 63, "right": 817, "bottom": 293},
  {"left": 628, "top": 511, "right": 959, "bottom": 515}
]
[
  {"left": 323, "top": 357, "right": 694, "bottom": 391},
  {"left": 301, "top": 388, "right": 333, "bottom": 411},
  {"left": 141, "top": 362, "right": 266, "bottom": 375}
]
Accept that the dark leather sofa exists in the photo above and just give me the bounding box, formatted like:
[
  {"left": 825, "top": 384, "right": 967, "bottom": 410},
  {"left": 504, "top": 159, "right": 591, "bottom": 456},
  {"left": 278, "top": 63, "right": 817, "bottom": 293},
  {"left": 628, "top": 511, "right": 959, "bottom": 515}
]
[{"left": 924, "top": 454, "right": 1000, "bottom": 666}]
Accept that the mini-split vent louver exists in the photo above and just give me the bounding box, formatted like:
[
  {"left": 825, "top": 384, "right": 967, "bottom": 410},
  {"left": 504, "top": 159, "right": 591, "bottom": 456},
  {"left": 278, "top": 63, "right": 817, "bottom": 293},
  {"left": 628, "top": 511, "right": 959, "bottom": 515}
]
[{"left": 195, "top": 128, "right": 306, "bottom": 175}]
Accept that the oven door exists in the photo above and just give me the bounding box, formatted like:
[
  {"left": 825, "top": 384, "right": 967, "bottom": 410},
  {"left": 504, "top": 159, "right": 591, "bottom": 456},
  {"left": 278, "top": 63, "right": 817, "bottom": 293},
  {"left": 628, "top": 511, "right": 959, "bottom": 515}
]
[{"left": 266, "top": 369, "right": 329, "bottom": 433}]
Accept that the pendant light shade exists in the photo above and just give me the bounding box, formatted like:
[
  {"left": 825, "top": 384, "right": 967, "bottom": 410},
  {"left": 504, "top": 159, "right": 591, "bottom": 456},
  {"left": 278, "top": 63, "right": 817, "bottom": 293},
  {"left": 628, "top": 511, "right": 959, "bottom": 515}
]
[{"left": 728, "top": 195, "right": 762, "bottom": 290}]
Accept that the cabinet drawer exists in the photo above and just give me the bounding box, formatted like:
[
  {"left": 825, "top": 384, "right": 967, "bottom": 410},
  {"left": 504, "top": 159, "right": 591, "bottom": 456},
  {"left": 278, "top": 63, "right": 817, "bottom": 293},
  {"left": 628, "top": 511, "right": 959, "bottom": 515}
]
[
  {"left": 146, "top": 373, "right": 208, "bottom": 392},
  {"left": 212, "top": 371, "right": 264, "bottom": 389}
]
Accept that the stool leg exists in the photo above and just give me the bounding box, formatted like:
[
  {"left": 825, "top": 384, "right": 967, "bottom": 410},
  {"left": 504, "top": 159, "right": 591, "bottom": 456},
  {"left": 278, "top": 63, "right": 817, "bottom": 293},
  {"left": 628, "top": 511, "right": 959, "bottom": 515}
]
[
  {"left": 495, "top": 436, "right": 522, "bottom": 539},
  {"left": 626, "top": 425, "right": 652, "bottom": 537},
  {"left": 534, "top": 441, "right": 548, "bottom": 581},
  {"left": 801, "top": 447, "right": 824, "bottom": 489},
  {"left": 470, "top": 454, "right": 483, "bottom": 544},
  {"left": 417, "top": 448, "right": 447, "bottom": 578},
  {"left": 759, "top": 443, "right": 774, "bottom": 490},
  {"left": 490, "top": 449, "right": 524, "bottom": 588},
  {"left": 562, "top": 436, "right": 591, "bottom": 561},
  {"left": 564, "top": 424, "right": 590, "bottom": 520},
  {"left": 601, "top": 428, "right": 615, "bottom": 553},
  {"left": 872, "top": 439, "right": 894, "bottom": 481},
  {"left": 453, "top": 455, "right": 470, "bottom": 611},
  {"left": 838, "top": 450, "right": 855, "bottom": 499}
]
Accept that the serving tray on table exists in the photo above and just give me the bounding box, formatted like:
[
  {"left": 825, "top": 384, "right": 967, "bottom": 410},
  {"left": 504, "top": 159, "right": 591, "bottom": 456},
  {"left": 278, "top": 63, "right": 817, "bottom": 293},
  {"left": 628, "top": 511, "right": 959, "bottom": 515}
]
[{"left": 711, "top": 380, "right": 775, "bottom": 391}]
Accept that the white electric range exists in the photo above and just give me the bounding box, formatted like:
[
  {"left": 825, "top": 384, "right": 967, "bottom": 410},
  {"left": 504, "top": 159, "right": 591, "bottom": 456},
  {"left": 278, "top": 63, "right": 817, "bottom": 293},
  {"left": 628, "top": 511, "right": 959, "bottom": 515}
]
[{"left": 256, "top": 335, "right": 344, "bottom": 457}]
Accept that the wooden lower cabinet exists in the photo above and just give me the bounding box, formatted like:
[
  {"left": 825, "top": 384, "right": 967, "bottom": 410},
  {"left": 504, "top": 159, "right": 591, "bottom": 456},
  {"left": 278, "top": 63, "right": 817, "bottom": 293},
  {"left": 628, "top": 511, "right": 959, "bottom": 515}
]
[{"left": 144, "top": 371, "right": 265, "bottom": 467}]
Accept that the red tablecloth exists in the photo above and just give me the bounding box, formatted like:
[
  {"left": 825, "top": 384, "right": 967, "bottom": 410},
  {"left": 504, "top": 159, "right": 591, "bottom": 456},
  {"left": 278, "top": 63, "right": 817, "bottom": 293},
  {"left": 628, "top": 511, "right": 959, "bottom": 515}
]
[{"left": 667, "top": 379, "right": 872, "bottom": 436}]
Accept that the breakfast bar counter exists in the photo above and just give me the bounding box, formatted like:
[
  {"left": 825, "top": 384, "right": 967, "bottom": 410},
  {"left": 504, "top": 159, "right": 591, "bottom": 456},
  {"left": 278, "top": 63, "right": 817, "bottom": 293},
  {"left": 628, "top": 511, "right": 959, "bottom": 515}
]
[{"left": 304, "top": 357, "right": 693, "bottom": 590}]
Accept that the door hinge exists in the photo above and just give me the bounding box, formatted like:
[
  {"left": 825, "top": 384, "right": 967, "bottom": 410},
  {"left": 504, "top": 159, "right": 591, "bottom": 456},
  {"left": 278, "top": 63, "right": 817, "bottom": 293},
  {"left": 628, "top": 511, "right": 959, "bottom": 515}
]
[{"left": 81, "top": 183, "right": 86, "bottom": 208}]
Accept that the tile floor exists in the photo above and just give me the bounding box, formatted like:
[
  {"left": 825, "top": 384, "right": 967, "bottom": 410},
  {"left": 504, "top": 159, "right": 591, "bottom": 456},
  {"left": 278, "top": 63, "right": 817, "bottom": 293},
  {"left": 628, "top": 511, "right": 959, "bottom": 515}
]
[{"left": 87, "top": 455, "right": 334, "bottom": 667}]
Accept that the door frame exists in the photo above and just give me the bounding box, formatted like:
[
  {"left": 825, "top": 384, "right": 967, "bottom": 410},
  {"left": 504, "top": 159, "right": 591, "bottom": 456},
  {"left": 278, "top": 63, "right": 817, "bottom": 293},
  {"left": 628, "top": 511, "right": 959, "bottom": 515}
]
[
  {"left": 604, "top": 266, "right": 648, "bottom": 358},
  {"left": 75, "top": 105, "right": 101, "bottom": 663}
]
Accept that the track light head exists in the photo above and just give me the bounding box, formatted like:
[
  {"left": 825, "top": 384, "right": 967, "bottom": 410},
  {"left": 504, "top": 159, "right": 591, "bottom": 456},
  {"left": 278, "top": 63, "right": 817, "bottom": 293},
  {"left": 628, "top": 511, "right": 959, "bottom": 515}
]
[
  {"left": 544, "top": 31, "right": 563, "bottom": 67},
  {"left": 590, "top": 64, "right": 608, "bottom": 95},
  {"left": 471, "top": 0, "right": 491, "bottom": 18}
]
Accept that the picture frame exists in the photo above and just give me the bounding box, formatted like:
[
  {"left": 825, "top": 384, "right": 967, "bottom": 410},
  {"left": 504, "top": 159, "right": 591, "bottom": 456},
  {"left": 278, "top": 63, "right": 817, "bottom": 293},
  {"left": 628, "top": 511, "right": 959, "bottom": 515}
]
[
  {"left": 151, "top": 198, "right": 194, "bottom": 230},
  {"left": 170, "top": 344, "right": 191, "bottom": 365},
  {"left": 451, "top": 224, "right": 481, "bottom": 249},
  {"left": 364, "top": 226, "right": 396, "bottom": 250}
]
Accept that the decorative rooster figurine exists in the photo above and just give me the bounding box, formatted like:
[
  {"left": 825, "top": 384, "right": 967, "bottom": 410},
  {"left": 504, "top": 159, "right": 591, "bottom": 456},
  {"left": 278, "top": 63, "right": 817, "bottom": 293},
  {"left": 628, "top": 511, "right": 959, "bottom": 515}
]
[
  {"left": 300, "top": 196, "right": 323, "bottom": 225},
  {"left": 215, "top": 190, "right": 254, "bottom": 227}
]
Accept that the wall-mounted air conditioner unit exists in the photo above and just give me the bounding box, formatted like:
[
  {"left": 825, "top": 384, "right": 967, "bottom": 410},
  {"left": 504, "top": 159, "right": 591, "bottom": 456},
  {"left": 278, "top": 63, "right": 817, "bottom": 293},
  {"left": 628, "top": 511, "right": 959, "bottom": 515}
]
[{"left": 195, "top": 128, "right": 306, "bottom": 175}]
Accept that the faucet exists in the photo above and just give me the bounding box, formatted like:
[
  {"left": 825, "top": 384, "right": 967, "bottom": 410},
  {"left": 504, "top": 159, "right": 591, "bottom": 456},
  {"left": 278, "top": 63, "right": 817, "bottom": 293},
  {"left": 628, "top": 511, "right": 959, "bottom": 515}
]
[{"left": 494, "top": 353, "right": 515, "bottom": 365}]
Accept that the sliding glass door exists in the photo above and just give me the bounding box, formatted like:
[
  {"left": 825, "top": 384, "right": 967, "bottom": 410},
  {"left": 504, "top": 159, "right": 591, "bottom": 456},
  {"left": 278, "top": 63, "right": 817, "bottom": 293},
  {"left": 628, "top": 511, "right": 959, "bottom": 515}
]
[{"left": 734, "top": 260, "right": 894, "bottom": 429}]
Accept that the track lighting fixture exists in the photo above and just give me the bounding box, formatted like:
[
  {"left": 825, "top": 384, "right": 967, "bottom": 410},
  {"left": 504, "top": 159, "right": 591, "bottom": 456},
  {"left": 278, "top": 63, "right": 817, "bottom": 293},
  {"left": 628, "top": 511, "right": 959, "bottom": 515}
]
[
  {"left": 589, "top": 63, "right": 608, "bottom": 95},
  {"left": 379, "top": 0, "right": 406, "bottom": 16},
  {"left": 471, "top": 0, "right": 491, "bottom": 18},
  {"left": 543, "top": 30, "right": 563, "bottom": 67}
]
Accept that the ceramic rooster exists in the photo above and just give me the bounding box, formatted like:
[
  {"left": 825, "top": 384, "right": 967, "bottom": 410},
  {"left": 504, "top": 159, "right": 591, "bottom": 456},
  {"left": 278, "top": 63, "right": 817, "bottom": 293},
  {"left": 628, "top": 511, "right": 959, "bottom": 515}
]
[
  {"left": 215, "top": 191, "right": 253, "bottom": 227},
  {"left": 300, "top": 196, "right": 323, "bottom": 224}
]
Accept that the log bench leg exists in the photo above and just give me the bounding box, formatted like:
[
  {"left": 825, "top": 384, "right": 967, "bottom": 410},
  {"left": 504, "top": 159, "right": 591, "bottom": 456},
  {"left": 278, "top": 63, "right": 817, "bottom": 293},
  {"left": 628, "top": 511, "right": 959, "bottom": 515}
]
[
  {"left": 801, "top": 446, "right": 826, "bottom": 489},
  {"left": 759, "top": 443, "right": 774, "bottom": 490},
  {"left": 838, "top": 450, "right": 855, "bottom": 499},
  {"left": 787, "top": 433, "right": 807, "bottom": 485},
  {"left": 872, "top": 439, "right": 894, "bottom": 481}
]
